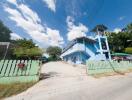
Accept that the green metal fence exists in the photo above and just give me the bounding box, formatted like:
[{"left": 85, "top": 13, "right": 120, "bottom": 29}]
[
  {"left": 86, "top": 61, "right": 132, "bottom": 75},
  {"left": 0, "top": 60, "right": 40, "bottom": 84}
]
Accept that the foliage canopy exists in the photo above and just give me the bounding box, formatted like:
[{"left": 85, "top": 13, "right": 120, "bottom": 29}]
[
  {"left": 0, "top": 20, "right": 11, "bottom": 42},
  {"left": 107, "top": 23, "right": 132, "bottom": 53},
  {"left": 12, "top": 39, "right": 43, "bottom": 59},
  {"left": 46, "top": 46, "right": 62, "bottom": 61},
  {"left": 125, "top": 47, "right": 132, "bottom": 54}
]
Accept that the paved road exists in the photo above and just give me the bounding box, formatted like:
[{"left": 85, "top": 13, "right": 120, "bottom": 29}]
[{"left": 6, "top": 62, "right": 132, "bottom": 100}]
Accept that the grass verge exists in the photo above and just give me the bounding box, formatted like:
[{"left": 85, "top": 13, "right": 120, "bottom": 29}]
[{"left": 0, "top": 82, "right": 36, "bottom": 99}]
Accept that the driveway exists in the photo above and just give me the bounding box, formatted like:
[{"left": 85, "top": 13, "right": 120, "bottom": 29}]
[{"left": 6, "top": 61, "right": 132, "bottom": 100}]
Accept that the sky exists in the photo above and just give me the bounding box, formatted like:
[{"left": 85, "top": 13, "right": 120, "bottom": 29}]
[{"left": 0, "top": 0, "right": 132, "bottom": 48}]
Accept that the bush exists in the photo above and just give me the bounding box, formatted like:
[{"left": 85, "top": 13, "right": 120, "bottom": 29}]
[
  {"left": 13, "top": 47, "right": 43, "bottom": 59},
  {"left": 12, "top": 39, "right": 43, "bottom": 59},
  {"left": 46, "top": 46, "right": 62, "bottom": 61},
  {"left": 125, "top": 47, "right": 132, "bottom": 54}
]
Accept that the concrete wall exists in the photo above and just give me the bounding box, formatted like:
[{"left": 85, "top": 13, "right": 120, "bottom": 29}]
[{"left": 86, "top": 61, "right": 132, "bottom": 75}]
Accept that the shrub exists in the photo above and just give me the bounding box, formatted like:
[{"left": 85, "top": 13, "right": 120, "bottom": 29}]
[
  {"left": 46, "top": 46, "right": 62, "bottom": 61},
  {"left": 125, "top": 47, "right": 132, "bottom": 54}
]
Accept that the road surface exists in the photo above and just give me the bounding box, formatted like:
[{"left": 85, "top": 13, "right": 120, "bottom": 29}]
[{"left": 6, "top": 61, "right": 132, "bottom": 100}]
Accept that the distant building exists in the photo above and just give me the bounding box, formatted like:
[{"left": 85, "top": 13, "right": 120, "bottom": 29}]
[{"left": 61, "top": 33, "right": 111, "bottom": 64}]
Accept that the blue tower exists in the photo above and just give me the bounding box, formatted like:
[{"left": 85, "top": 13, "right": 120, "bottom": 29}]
[{"left": 93, "top": 25, "right": 111, "bottom": 60}]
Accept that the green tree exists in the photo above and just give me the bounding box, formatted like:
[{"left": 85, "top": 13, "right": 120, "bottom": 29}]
[
  {"left": 125, "top": 47, "right": 132, "bottom": 54},
  {"left": 46, "top": 46, "right": 62, "bottom": 61},
  {"left": 0, "top": 20, "right": 11, "bottom": 42},
  {"left": 13, "top": 39, "right": 36, "bottom": 48},
  {"left": 126, "top": 23, "right": 132, "bottom": 33},
  {"left": 28, "top": 47, "right": 43, "bottom": 57},
  {"left": 12, "top": 39, "right": 43, "bottom": 59},
  {"left": 13, "top": 47, "right": 43, "bottom": 58},
  {"left": 107, "top": 23, "right": 132, "bottom": 52}
]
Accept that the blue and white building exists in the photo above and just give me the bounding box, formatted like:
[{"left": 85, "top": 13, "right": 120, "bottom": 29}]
[{"left": 61, "top": 32, "right": 111, "bottom": 64}]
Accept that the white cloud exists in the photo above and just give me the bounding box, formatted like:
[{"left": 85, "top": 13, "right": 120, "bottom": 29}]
[
  {"left": 4, "top": 1, "right": 63, "bottom": 47},
  {"left": 66, "top": 16, "right": 88, "bottom": 41},
  {"left": 18, "top": 4, "right": 41, "bottom": 23},
  {"left": 7, "top": 0, "right": 17, "bottom": 5},
  {"left": 11, "top": 33, "right": 22, "bottom": 40},
  {"left": 47, "top": 28, "right": 64, "bottom": 46},
  {"left": 113, "top": 28, "right": 121, "bottom": 33},
  {"left": 4, "top": 7, "right": 46, "bottom": 43},
  {"left": 43, "top": 0, "right": 56, "bottom": 12},
  {"left": 119, "top": 16, "right": 125, "bottom": 21}
]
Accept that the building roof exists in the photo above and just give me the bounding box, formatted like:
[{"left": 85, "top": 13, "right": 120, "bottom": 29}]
[
  {"left": 75, "top": 36, "right": 96, "bottom": 43},
  {"left": 62, "top": 36, "right": 96, "bottom": 53}
]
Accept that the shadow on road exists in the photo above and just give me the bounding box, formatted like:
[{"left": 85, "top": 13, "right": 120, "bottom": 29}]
[{"left": 39, "top": 72, "right": 59, "bottom": 80}]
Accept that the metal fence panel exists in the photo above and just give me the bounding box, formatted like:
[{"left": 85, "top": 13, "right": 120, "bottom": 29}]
[{"left": 0, "top": 60, "right": 40, "bottom": 84}]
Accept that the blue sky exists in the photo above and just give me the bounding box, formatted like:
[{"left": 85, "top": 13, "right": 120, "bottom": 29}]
[{"left": 0, "top": 0, "right": 132, "bottom": 47}]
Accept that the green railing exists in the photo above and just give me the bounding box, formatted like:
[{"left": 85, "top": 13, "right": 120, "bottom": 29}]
[
  {"left": 86, "top": 61, "right": 132, "bottom": 75},
  {"left": 0, "top": 60, "right": 40, "bottom": 84}
]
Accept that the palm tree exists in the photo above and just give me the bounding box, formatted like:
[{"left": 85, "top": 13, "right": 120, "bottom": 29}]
[{"left": 126, "top": 23, "right": 132, "bottom": 33}]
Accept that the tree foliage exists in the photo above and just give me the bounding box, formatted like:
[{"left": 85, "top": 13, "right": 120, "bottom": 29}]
[
  {"left": 107, "top": 23, "right": 132, "bottom": 52},
  {"left": 46, "top": 46, "right": 62, "bottom": 61},
  {"left": 125, "top": 47, "right": 132, "bottom": 54},
  {"left": 13, "top": 47, "right": 42, "bottom": 58},
  {"left": 12, "top": 39, "right": 43, "bottom": 59},
  {"left": 12, "top": 39, "right": 36, "bottom": 48},
  {"left": 126, "top": 23, "right": 132, "bottom": 33},
  {"left": 0, "top": 20, "right": 11, "bottom": 42}
]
